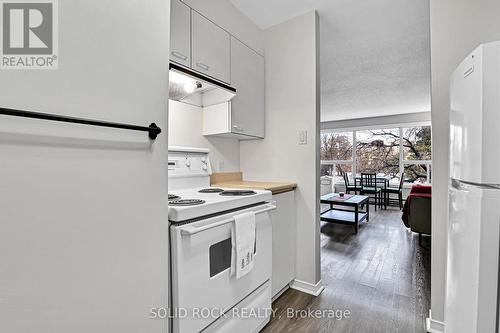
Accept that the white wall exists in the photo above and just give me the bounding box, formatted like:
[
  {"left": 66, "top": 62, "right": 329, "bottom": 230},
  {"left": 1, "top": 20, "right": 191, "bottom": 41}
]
[
  {"left": 0, "top": 1, "right": 170, "bottom": 332},
  {"left": 169, "top": 100, "right": 240, "bottom": 172},
  {"left": 182, "top": 0, "right": 264, "bottom": 55},
  {"left": 321, "top": 111, "right": 431, "bottom": 131},
  {"left": 240, "top": 11, "right": 321, "bottom": 287},
  {"left": 429, "top": 0, "right": 500, "bottom": 324}
]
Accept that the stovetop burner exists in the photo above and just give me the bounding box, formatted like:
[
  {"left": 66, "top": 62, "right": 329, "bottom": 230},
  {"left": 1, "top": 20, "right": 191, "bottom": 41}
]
[
  {"left": 198, "top": 188, "right": 224, "bottom": 193},
  {"left": 219, "top": 190, "right": 257, "bottom": 196},
  {"left": 169, "top": 199, "right": 206, "bottom": 206},
  {"left": 168, "top": 194, "right": 181, "bottom": 201}
]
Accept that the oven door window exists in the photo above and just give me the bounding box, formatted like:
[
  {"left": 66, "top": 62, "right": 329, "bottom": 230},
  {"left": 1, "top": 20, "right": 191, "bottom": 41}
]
[
  {"left": 209, "top": 238, "right": 232, "bottom": 277},
  {"left": 209, "top": 238, "right": 257, "bottom": 278}
]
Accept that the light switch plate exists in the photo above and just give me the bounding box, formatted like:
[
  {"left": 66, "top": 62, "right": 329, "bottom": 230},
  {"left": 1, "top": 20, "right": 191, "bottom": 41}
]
[{"left": 298, "top": 130, "right": 307, "bottom": 145}]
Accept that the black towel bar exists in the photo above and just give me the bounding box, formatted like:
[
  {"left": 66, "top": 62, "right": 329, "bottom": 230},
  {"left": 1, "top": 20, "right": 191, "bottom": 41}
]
[{"left": 0, "top": 107, "right": 162, "bottom": 140}]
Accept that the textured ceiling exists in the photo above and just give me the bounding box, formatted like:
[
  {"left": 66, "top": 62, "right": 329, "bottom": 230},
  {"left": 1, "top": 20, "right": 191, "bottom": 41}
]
[{"left": 230, "top": 0, "right": 431, "bottom": 122}]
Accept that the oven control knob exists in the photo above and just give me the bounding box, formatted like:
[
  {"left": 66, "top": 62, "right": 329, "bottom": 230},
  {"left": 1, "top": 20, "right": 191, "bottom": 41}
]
[
  {"left": 201, "top": 157, "right": 207, "bottom": 164},
  {"left": 202, "top": 164, "right": 208, "bottom": 171},
  {"left": 185, "top": 159, "right": 191, "bottom": 167}
]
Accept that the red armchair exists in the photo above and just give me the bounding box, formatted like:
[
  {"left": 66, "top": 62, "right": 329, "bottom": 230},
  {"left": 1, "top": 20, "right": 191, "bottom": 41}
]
[{"left": 402, "top": 185, "right": 432, "bottom": 245}]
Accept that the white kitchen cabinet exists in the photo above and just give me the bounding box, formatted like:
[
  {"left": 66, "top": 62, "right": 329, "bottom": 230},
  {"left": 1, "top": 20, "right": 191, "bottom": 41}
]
[
  {"left": 191, "top": 11, "right": 230, "bottom": 84},
  {"left": 170, "top": 0, "right": 191, "bottom": 67},
  {"left": 202, "top": 38, "right": 265, "bottom": 139},
  {"left": 271, "top": 191, "right": 296, "bottom": 299},
  {"left": 230, "top": 37, "right": 265, "bottom": 138}
]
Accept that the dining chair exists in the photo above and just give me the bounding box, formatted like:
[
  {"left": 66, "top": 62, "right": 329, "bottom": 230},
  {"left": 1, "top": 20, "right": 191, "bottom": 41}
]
[
  {"left": 360, "top": 173, "right": 382, "bottom": 211},
  {"left": 383, "top": 173, "right": 405, "bottom": 209},
  {"left": 342, "top": 171, "right": 359, "bottom": 194}
]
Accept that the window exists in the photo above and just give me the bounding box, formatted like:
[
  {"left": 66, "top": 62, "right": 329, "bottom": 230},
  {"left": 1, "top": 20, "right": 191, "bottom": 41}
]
[
  {"left": 404, "top": 164, "right": 431, "bottom": 184},
  {"left": 321, "top": 125, "right": 432, "bottom": 185},
  {"left": 209, "top": 238, "right": 232, "bottom": 277},
  {"left": 320, "top": 164, "right": 334, "bottom": 177},
  {"left": 321, "top": 132, "right": 354, "bottom": 184},
  {"left": 402, "top": 126, "right": 432, "bottom": 183},
  {"left": 356, "top": 129, "right": 400, "bottom": 177},
  {"left": 402, "top": 127, "right": 432, "bottom": 161},
  {"left": 321, "top": 131, "right": 353, "bottom": 160}
]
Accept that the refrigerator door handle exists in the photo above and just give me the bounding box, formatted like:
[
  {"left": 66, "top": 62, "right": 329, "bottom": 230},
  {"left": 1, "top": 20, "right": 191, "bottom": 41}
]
[{"left": 451, "top": 178, "right": 500, "bottom": 190}]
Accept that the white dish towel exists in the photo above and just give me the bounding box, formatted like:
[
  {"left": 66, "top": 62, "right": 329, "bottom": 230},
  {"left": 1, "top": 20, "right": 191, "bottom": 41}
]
[{"left": 231, "top": 211, "right": 256, "bottom": 279}]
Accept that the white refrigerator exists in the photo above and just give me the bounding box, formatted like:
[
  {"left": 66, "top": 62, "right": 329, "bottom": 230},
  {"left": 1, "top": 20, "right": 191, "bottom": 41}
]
[{"left": 446, "top": 41, "right": 500, "bottom": 333}]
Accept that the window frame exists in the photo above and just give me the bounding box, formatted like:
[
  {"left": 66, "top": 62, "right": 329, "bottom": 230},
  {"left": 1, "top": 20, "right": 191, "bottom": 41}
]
[
  {"left": 320, "top": 131, "right": 355, "bottom": 179},
  {"left": 321, "top": 123, "right": 432, "bottom": 184}
]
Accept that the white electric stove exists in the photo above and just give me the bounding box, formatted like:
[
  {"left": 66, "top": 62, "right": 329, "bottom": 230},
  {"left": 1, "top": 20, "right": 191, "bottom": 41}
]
[
  {"left": 168, "top": 147, "right": 275, "bottom": 333},
  {"left": 168, "top": 187, "right": 272, "bottom": 222}
]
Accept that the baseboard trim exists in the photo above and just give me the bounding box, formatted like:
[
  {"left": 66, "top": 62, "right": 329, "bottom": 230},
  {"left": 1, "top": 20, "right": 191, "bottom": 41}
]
[
  {"left": 426, "top": 310, "right": 445, "bottom": 333},
  {"left": 290, "top": 279, "right": 325, "bottom": 296},
  {"left": 272, "top": 284, "right": 290, "bottom": 302}
]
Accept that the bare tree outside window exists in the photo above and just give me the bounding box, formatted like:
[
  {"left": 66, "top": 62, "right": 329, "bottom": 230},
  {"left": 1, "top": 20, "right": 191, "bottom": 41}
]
[
  {"left": 356, "top": 129, "right": 400, "bottom": 177},
  {"left": 404, "top": 164, "right": 431, "bottom": 183},
  {"left": 320, "top": 132, "right": 353, "bottom": 182},
  {"left": 403, "top": 126, "right": 432, "bottom": 182},
  {"left": 320, "top": 125, "right": 432, "bottom": 186},
  {"left": 320, "top": 132, "right": 353, "bottom": 161},
  {"left": 403, "top": 127, "right": 432, "bottom": 160}
]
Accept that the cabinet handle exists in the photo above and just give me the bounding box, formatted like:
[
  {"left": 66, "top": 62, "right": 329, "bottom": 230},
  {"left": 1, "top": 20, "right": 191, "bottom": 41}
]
[
  {"left": 233, "top": 125, "right": 244, "bottom": 132},
  {"left": 171, "top": 51, "right": 188, "bottom": 61},
  {"left": 196, "top": 62, "right": 210, "bottom": 71}
]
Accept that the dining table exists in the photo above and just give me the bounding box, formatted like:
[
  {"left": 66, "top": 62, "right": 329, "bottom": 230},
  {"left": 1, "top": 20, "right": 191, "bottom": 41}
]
[{"left": 354, "top": 175, "right": 392, "bottom": 209}]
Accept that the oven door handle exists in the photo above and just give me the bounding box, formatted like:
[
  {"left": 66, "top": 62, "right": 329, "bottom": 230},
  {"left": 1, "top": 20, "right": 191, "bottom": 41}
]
[{"left": 179, "top": 203, "right": 277, "bottom": 236}]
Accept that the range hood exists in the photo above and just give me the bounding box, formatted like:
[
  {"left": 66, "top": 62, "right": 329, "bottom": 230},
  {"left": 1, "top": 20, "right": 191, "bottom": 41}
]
[{"left": 169, "top": 63, "right": 236, "bottom": 107}]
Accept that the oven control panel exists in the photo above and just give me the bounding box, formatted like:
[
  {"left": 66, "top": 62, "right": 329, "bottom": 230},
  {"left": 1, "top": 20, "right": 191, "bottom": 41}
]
[{"left": 168, "top": 147, "right": 212, "bottom": 177}]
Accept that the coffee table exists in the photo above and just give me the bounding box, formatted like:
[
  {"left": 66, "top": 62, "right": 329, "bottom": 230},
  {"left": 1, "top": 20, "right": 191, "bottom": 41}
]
[{"left": 320, "top": 193, "right": 370, "bottom": 234}]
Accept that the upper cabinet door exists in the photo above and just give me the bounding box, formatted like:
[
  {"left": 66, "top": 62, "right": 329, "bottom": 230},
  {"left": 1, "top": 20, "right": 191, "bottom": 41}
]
[
  {"left": 170, "top": 0, "right": 191, "bottom": 67},
  {"left": 230, "top": 37, "right": 265, "bottom": 138},
  {"left": 191, "top": 11, "right": 231, "bottom": 84}
]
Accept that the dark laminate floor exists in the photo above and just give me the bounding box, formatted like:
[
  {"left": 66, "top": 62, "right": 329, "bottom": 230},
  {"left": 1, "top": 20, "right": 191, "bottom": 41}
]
[{"left": 262, "top": 207, "right": 431, "bottom": 333}]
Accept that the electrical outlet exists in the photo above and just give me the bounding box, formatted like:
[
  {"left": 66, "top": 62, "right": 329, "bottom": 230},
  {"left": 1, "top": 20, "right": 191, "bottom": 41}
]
[{"left": 298, "top": 130, "right": 308, "bottom": 145}]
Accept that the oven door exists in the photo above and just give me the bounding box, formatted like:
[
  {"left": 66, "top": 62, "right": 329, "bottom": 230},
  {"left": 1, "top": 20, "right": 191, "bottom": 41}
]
[{"left": 170, "top": 202, "right": 275, "bottom": 333}]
